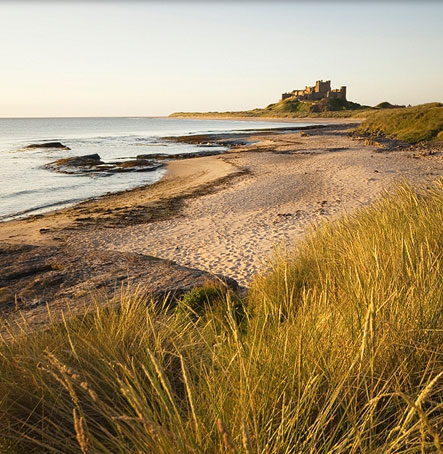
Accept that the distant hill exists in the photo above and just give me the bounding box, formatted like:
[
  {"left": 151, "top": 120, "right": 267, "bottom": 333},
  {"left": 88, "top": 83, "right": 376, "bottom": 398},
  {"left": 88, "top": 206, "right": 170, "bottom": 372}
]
[
  {"left": 374, "top": 101, "right": 406, "bottom": 109},
  {"left": 170, "top": 97, "right": 372, "bottom": 119},
  {"left": 258, "top": 97, "right": 366, "bottom": 115}
]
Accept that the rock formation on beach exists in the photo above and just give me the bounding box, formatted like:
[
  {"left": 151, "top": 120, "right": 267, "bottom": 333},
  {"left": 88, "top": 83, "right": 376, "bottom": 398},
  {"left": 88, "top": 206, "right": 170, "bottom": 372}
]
[
  {"left": 45, "top": 153, "right": 164, "bottom": 175},
  {"left": 24, "top": 141, "right": 71, "bottom": 150},
  {"left": 0, "top": 242, "right": 239, "bottom": 333}
]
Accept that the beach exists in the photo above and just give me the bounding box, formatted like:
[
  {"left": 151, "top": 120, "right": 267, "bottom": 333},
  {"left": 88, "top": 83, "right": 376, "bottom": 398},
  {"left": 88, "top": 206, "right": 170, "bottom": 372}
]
[
  {"left": 1, "top": 122, "right": 442, "bottom": 294},
  {"left": 1, "top": 121, "right": 442, "bottom": 334},
  {"left": 2, "top": 123, "right": 442, "bottom": 275},
  {"left": 3, "top": 2, "right": 442, "bottom": 450},
  {"left": 67, "top": 123, "right": 443, "bottom": 286}
]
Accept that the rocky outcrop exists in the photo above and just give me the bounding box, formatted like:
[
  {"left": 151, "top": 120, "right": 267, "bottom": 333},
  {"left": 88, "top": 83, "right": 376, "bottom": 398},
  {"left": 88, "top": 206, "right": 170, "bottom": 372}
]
[
  {"left": 162, "top": 133, "right": 250, "bottom": 148},
  {"left": 0, "top": 243, "right": 239, "bottom": 334},
  {"left": 50, "top": 153, "right": 103, "bottom": 167},
  {"left": 136, "top": 149, "right": 224, "bottom": 161},
  {"left": 114, "top": 158, "right": 164, "bottom": 172},
  {"left": 45, "top": 154, "right": 164, "bottom": 175},
  {"left": 24, "top": 142, "right": 71, "bottom": 150}
]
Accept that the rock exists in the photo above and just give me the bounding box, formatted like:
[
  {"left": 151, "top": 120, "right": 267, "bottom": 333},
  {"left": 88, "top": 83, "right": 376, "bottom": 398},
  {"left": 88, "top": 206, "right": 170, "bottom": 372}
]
[
  {"left": 136, "top": 149, "right": 223, "bottom": 161},
  {"left": 45, "top": 155, "right": 164, "bottom": 175},
  {"left": 25, "top": 142, "right": 70, "bottom": 150},
  {"left": 0, "top": 243, "right": 239, "bottom": 334},
  {"left": 112, "top": 159, "right": 164, "bottom": 173},
  {"left": 45, "top": 154, "right": 108, "bottom": 174},
  {"left": 50, "top": 153, "right": 103, "bottom": 168}
]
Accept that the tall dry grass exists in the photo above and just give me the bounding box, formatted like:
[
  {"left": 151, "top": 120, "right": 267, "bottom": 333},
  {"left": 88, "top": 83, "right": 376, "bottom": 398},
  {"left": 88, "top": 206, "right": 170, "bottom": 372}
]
[{"left": 0, "top": 180, "right": 442, "bottom": 453}]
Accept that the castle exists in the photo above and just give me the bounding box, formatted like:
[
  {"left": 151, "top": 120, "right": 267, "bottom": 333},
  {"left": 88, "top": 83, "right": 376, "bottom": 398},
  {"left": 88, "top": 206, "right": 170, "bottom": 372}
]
[{"left": 282, "top": 80, "right": 346, "bottom": 102}]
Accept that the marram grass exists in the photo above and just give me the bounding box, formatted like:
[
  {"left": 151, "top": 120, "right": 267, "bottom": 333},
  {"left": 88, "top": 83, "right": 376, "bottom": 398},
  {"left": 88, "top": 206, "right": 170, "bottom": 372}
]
[
  {"left": 355, "top": 103, "right": 443, "bottom": 143},
  {"left": 0, "top": 180, "right": 442, "bottom": 453}
]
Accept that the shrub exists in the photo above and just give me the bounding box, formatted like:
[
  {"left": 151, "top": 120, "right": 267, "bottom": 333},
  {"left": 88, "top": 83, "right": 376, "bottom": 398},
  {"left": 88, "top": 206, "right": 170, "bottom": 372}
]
[
  {"left": 177, "top": 283, "right": 246, "bottom": 324},
  {"left": 177, "top": 283, "right": 224, "bottom": 317}
]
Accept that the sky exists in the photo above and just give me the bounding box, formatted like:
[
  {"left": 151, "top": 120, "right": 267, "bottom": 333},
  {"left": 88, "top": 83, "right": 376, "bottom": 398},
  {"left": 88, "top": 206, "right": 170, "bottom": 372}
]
[{"left": 0, "top": 1, "right": 442, "bottom": 117}]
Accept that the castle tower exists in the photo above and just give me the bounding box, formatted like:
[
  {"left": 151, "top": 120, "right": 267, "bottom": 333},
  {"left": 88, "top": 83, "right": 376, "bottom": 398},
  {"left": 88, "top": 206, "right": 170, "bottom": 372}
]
[{"left": 315, "top": 80, "right": 331, "bottom": 95}]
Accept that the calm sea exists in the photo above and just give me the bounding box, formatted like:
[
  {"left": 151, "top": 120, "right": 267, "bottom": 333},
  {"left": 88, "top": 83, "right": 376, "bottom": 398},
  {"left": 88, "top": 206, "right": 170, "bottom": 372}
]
[{"left": 0, "top": 117, "right": 313, "bottom": 220}]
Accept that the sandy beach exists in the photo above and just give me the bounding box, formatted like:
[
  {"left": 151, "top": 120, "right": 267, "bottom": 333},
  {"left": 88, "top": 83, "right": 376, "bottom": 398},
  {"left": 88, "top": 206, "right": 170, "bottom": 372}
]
[
  {"left": 1, "top": 122, "right": 442, "bottom": 291},
  {"left": 70, "top": 125, "right": 443, "bottom": 286}
]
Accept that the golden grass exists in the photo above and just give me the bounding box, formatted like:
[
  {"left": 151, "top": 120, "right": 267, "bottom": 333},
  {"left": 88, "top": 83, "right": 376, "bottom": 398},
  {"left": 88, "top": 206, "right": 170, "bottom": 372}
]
[
  {"left": 0, "top": 180, "right": 442, "bottom": 453},
  {"left": 355, "top": 103, "right": 443, "bottom": 142}
]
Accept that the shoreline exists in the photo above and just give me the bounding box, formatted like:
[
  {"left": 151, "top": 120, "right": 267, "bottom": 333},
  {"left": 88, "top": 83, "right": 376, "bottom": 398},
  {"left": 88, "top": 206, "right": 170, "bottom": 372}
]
[
  {"left": 0, "top": 121, "right": 337, "bottom": 225},
  {"left": 1, "top": 121, "right": 347, "bottom": 225},
  {"left": 1, "top": 123, "right": 442, "bottom": 332},
  {"left": 0, "top": 153, "right": 243, "bottom": 246},
  {"left": 169, "top": 115, "right": 363, "bottom": 123},
  {"left": 1, "top": 120, "right": 441, "bottom": 251}
]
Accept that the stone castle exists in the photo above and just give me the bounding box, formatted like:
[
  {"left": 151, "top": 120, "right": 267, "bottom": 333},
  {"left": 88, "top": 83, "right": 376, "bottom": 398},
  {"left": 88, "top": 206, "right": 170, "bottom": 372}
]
[{"left": 282, "top": 80, "right": 346, "bottom": 102}]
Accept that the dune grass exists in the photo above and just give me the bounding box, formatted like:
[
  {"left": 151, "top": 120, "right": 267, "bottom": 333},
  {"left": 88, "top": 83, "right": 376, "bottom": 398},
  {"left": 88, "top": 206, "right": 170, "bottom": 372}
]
[
  {"left": 0, "top": 180, "right": 442, "bottom": 453},
  {"left": 355, "top": 103, "right": 443, "bottom": 143}
]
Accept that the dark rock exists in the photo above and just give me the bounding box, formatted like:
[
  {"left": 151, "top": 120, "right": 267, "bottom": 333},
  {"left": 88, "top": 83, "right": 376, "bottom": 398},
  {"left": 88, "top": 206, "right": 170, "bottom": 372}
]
[
  {"left": 111, "top": 159, "right": 164, "bottom": 173},
  {"left": 137, "top": 149, "right": 223, "bottom": 161},
  {"left": 25, "top": 142, "right": 71, "bottom": 150},
  {"left": 45, "top": 154, "right": 164, "bottom": 175},
  {"left": 50, "top": 153, "right": 103, "bottom": 168},
  {"left": 161, "top": 126, "right": 333, "bottom": 150},
  {"left": 0, "top": 243, "right": 239, "bottom": 334},
  {"left": 44, "top": 154, "right": 105, "bottom": 174}
]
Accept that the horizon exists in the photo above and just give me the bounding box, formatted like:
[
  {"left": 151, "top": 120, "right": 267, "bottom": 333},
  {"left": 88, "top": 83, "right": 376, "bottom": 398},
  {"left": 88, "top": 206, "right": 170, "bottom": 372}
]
[
  {"left": 0, "top": 101, "right": 437, "bottom": 120},
  {"left": 1, "top": 1, "right": 442, "bottom": 117}
]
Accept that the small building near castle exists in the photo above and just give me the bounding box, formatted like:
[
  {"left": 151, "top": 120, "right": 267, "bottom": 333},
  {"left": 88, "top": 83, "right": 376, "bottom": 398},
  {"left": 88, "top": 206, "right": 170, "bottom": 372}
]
[{"left": 282, "top": 80, "right": 346, "bottom": 102}]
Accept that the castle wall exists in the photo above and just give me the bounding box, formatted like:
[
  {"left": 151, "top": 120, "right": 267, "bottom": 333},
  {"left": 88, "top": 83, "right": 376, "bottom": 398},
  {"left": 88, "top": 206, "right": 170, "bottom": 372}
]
[
  {"left": 281, "top": 80, "right": 346, "bottom": 102},
  {"left": 329, "top": 86, "right": 347, "bottom": 100}
]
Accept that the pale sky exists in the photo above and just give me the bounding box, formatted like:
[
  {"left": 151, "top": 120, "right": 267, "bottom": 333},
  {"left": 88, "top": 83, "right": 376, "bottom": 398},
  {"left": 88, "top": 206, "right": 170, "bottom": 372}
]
[{"left": 0, "top": 1, "right": 442, "bottom": 117}]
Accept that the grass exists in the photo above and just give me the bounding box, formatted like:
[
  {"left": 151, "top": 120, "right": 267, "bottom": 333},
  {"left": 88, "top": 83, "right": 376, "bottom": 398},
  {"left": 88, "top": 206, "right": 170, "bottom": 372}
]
[
  {"left": 355, "top": 103, "right": 443, "bottom": 143},
  {"left": 170, "top": 98, "right": 371, "bottom": 119},
  {"left": 1, "top": 180, "right": 442, "bottom": 453}
]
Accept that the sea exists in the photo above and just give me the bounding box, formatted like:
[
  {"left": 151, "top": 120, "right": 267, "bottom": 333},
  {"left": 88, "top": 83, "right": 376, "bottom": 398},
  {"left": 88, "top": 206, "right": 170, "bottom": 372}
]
[{"left": 0, "top": 117, "right": 313, "bottom": 221}]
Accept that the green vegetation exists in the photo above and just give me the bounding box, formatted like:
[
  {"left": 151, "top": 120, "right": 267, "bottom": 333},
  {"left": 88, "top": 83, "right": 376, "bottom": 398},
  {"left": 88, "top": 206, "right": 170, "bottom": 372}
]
[
  {"left": 1, "top": 181, "right": 442, "bottom": 453},
  {"left": 253, "top": 97, "right": 367, "bottom": 117},
  {"left": 170, "top": 98, "right": 371, "bottom": 119},
  {"left": 356, "top": 103, "right": 443, "bottom": 143},
  {"left": 176, "top": 282, "right": 244, "bottom": 322},
  {"left": 374, "top": 101, "right": 405, "bottom": 109},
  {"left": 177, "top": 282, "right": 226, "bottom": 316}
]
